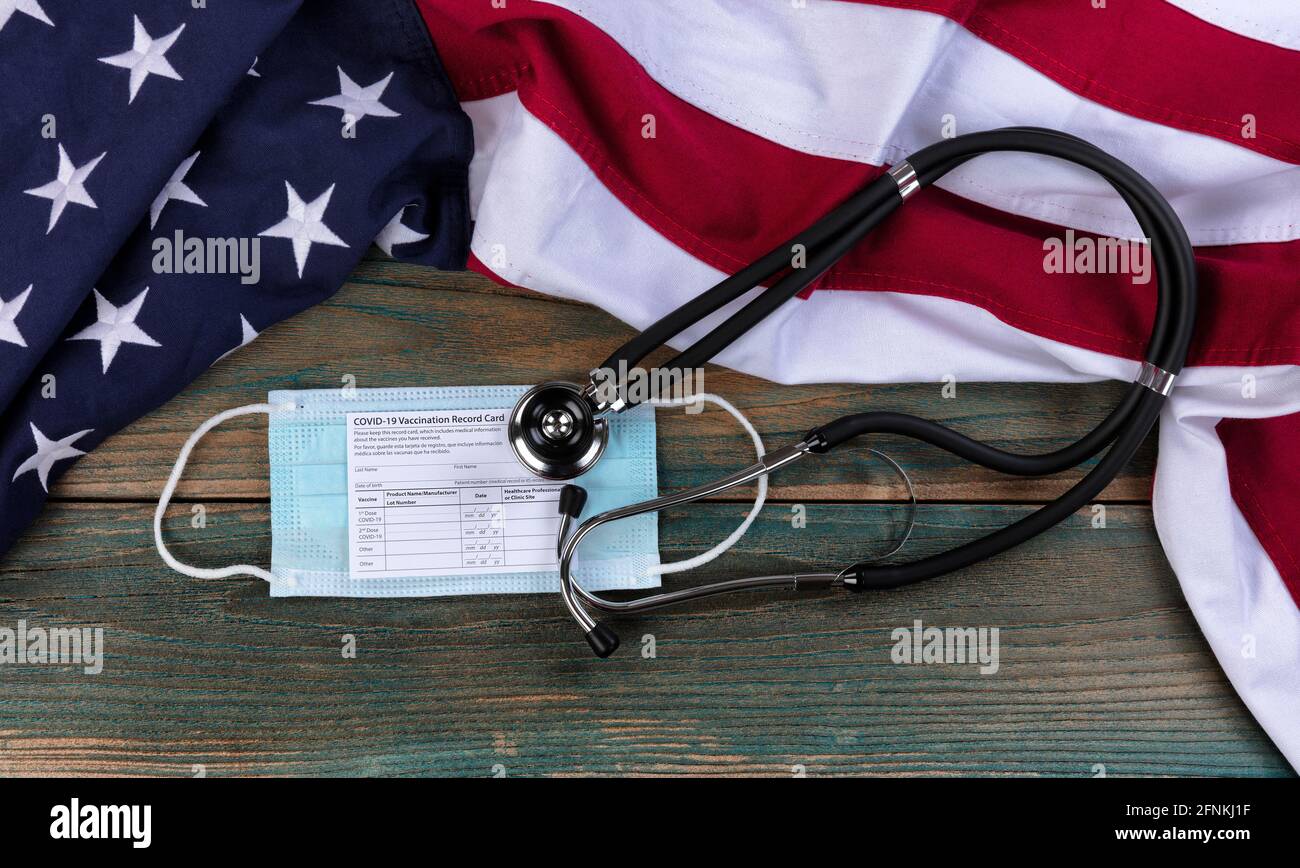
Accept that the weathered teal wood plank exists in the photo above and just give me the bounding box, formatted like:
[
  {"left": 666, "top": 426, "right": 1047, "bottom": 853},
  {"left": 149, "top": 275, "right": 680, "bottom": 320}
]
[{"left": 0, "top": 501, "right": 1287, "bottom": 777}]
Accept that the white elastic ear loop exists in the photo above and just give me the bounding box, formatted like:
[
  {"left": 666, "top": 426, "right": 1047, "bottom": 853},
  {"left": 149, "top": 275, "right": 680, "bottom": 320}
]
[
  {"left": 154, "top": 402, "right": 294, "bottom": 587},
  {"left": 646, "top": 393, "right": 766, "bottom": 577}
]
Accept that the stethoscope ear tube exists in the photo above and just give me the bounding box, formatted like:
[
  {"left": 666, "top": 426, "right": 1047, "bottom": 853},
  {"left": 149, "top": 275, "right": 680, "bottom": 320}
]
[
  {"left": 906, "top": 127, "right": 1197, "bottom": 375},
  {"left": 802, "top": 382, "right": 1147, "bottom": 477},
  {"left": 596, "top": 175, "right": 901, "bottom": 380},
  {"left": 840, "top": 390, "right": 1166, "bottom": 591}
]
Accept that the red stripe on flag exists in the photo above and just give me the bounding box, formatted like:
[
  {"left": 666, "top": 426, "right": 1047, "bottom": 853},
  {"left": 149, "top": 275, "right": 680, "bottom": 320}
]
[
  {"left": 848, "top": 0, "right": 1300, "bottom": 164},
  {"left": 419, "top": 0, "right": 1300, "bottom": 367},
  {"left": 1219, "top": 413, "right": 1300, "bottom": 606}
]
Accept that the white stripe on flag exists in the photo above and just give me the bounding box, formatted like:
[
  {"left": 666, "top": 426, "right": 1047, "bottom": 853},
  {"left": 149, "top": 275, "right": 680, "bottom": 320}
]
[
  {"left": 1167, "top": 0, "right": 1300, "bottom": 51},
  {"left": 536, "top": 0, "right": 1300, "bottom": 245}
]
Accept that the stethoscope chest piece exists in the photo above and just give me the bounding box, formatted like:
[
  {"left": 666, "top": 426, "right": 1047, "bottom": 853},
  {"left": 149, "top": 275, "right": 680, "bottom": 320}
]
[{"left": 509, "top": 381, "right": 608, "bottom": 480}]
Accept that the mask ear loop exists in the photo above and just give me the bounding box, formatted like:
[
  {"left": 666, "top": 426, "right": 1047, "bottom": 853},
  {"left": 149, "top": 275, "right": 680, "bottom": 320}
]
[
  {"left": 153, "top": 402, "right": 296, "bottom": 587},
  {"left": 645, "top": 393, "right": 766, "bottom": 577}
]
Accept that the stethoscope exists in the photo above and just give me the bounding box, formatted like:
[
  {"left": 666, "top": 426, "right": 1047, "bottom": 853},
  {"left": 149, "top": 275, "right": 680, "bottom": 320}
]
[{"left": 507, "top": 128, "right": 1198, "bottom": 657}]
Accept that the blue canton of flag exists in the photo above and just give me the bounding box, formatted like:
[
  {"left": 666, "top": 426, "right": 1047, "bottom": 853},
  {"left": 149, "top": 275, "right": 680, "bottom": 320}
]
[{"left": 0, "top": 0, "right": 473, "bottom": 554}]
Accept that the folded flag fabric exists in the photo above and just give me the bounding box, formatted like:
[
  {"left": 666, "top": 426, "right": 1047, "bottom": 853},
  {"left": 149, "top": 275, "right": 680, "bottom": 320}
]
[
  {"left": 413, "top": 0, "right": 1300, "bottom": 769},
  {"left": 0, "top": 0, "right": 471, "bottom": 549}
]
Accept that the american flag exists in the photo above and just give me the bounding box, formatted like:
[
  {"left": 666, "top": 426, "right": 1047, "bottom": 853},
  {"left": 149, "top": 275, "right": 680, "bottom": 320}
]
[
  {"left": 0, "top": 0, "right": 470, "bottom": 543},
  {"left": 2, "top": 0, "right": 1298, "bottom": 770}
]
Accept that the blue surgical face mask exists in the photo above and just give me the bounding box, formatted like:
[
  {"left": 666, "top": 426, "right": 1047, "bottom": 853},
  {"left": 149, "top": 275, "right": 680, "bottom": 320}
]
[{"left": 154, "top": 385, "right": 661, "bottom": 597}]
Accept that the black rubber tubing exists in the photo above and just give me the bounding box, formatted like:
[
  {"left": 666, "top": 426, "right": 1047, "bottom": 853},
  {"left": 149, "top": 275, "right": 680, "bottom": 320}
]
[
  {"left": 801, "top": 130, "right": 1196, "bottom": 586},
  {"left": 603, "top": 126, "right": 1195, "bottom": 381},
  {"left": 905, "top": 128, "right": 1197, "bottom": 374},
  {"left": 664, "top": 188, "right": 901, "bottom": 373},
  {"left": 805, "top": 383, "right": 1145, "bottom": 477},
  {"left": 607, "top": 129, "right": 1195, "bottom": 481},
  {"left": 796, "top": 129, "right": 1196, "bottom": 478},
  {"left": 839, "top": 392, "right": 1164, "bottom": 588},
  {"left": 598, "top": 174, "right": 900, "bottom": 374}
]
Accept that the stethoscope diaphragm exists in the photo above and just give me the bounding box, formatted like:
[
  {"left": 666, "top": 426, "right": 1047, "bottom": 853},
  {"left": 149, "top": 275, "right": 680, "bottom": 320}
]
[{"left": 508, "top": 381, "right": 608, "bottom": 480}]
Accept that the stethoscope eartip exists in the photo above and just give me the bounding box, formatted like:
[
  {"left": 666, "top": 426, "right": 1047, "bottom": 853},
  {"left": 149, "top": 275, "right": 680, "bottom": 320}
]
[
  {"left": 559, "top": 484, "right": 588, "bottom": 518},
  {"left": 584, "top": 622, "right": 621, "bottom": 658}
]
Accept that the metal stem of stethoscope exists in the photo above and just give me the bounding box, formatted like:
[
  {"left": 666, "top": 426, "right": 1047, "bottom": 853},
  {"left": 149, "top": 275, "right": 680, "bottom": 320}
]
[{"left": 554, "top": 439, "right": 918, "bottom": 657}]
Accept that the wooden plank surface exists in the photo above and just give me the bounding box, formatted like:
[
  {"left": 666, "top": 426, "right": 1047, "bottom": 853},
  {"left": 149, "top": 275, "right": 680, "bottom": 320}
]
[
  {"left": 0, "top": 261, "right": 1288, "bottom": 776},
  {"left": 1, "top": 501, "right": 1287, "bottom": 776}
]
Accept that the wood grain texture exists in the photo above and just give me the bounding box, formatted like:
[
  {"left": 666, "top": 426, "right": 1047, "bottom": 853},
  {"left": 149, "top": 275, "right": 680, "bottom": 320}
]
[
  {"left": 49, "top": 264, "right": 1155, "bottom": 503},
  {"left": 0, "top": 500, "right": 1287, "bottom": 777}
]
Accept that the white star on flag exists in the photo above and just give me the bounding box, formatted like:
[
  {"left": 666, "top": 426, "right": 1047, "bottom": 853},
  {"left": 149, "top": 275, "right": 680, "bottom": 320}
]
[
  {"left": 69, "top": 288, "right": 162, "bottom": 374},
  {"left": 248, "top": 56, "right": 261, "bottom": 77},
  {"left": 12, "top": 423, "right": 92, "bottom": 492},
  {"left": 24, "top": 144, "right": 106, "bottom": 234},
  {"left": 150, "top": 151, "right": 207, "bottom": 228},
  {"left": 258, "top": 181, "right": 349, "bottom": 278},
  {"left": 309, "top": 67, "right": 400, "bottom": 125},
  {"left": 98, "top": 15, "right": 185, "bottom": 104},
  {"left": 0, "top": 0, "right": 53, "bottom": 33},
  {"left": 374, "top": 206, "right": 429, "bottom": 256},
  {"left": 0, "top": 284, "right": 33, "bottom": 348},
  {"left": 217, "top": 314, "right": 260, "bottom": 363}
]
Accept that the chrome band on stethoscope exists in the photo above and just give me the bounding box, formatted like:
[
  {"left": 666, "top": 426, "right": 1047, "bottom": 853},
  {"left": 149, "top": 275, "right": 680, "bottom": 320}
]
[
  {"left": 887, "top": 160, "right": 921, "bottom": 201},
  {"left": 509, "top": 127, "right": 1199, "bottom": 656},
  {"left": 584, "top": 369, "right": 627, "bottom": 414},
  {"left": 1135, "top": 361, "right": 1176, "bottom": 396}
]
